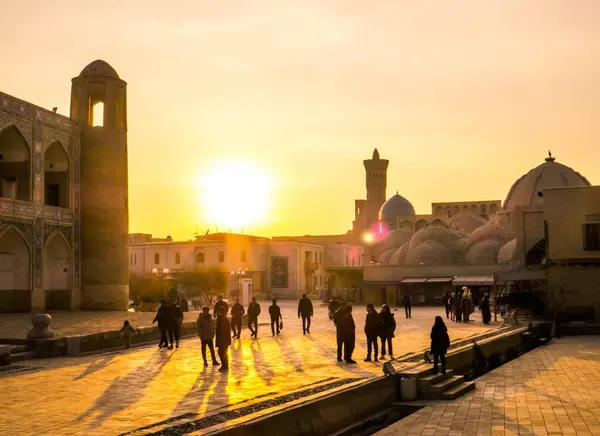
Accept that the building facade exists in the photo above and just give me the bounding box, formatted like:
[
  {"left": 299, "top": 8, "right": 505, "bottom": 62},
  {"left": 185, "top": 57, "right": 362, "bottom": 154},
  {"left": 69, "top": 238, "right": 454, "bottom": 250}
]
[{"left": 0, "top": 60, "right": 129, "bottom": 312}]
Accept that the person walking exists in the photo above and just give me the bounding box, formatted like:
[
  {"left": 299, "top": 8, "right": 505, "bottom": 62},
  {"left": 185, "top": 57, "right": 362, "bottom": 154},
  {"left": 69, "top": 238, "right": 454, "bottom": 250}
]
[
  {"left": 230, "top": 297, "right": 245, "bottom": 339},
  {"left": 269, "top": 299, "right": 282, "bottom": 336},
  {"left": 379, "top": 304, "right": 396, "bottom": 359},
  {"left": 169, "top": 300, "right": 184, "bottom": 348},
  {"left": 120, "top": 320, "right": 137, "bottom": 349},
  {"left": 364, "top": 303, "right": 382, "bottom": 362},
  {"left": 481, "top": 293, "right": 492, "bottom": 324},
  {"left": 213, "top": 295, "right": 229, "bottom": 319},
  {"left": 430, "top": 316, "right": 450, "bottom": 374},
  {"left": 443, "top": 291, "right": 451, "bottom": 319},
  {"left": 448, "top": 293, "right": 455, "bottom": 321},
  {"left": 215, "top": 307, "right": 231, "bottom": 372},
  {"left": 161, "top": 301, "right": 177, "bottom": 350},
  {"left": 298, "top": 294, "right": 314, "bottom": 334},
  {"left": 402, "top": 292, "right": 412, "bottom": 319},
  {"left": 341, "top": 305, "right": 357, "bottom": 364},
  {"left": 197, "top": 307, "right": 219, "bottom": 366},
  {"left": 153, "top": 300, "right": 169, "bottom": 348},
  {"left": 454, "top": 290, "right": 463, "bottom": 323},
  {"left": 247, "top": 297, "right": 261, "bottom": 338},
  {"left": 333, "top": 305, "right": 347, "bottom": 362}
]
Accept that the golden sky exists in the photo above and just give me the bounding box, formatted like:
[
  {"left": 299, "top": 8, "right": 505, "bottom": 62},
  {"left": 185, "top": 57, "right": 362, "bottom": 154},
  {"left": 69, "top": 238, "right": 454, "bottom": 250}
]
[{"left": 1, "top": 1, "right": 598, "bottom": 240}]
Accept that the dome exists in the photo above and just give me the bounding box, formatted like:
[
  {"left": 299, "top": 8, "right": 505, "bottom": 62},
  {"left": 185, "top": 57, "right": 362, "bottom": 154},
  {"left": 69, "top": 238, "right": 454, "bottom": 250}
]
[
  {"left": 447, "top": 211, "right": 488, "bottom": 234},
  {"left": 468, "top": 223, "right": 514, "bottom": 247},
  {"left": 378, "top": 247, "right": 396, "bottom": 264},
  {"left": 405, "top": 240, "right": 452, "bottom": 265},
  {"left": 384, "top": 228, "right": 413, "bottom": 247},
  {"left": 379, "top": 193, "right": 415, "bottom": 220},
  {"left": 388, "top": 242, "right": 410, "bottom": 264},
  {"left": 498, "top": 238, "right": 518, "bottom": 263},
  {"left": 503, "top": 153, "right": 590, "bottom": 211},
  {"left": 409, "top": 226, "right": 467, "bottom": 250},
  {"left": 448, "top": 238, "right": 469, "bottom": 262},
  {"left": 466, "top": 239, "right": 505, "bottom": 264},
  {"left": 79, "top": 60, "right": 120, "bottom": 79}
]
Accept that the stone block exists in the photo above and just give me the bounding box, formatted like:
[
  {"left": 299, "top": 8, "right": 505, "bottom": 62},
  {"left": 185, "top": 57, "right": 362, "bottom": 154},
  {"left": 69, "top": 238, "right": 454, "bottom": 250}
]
[
  {"left": 66, "top": 336, "right": 82, "bottom": 356},
  {"left": 0, "top": 344, "right": 11, "bottom": 357}
]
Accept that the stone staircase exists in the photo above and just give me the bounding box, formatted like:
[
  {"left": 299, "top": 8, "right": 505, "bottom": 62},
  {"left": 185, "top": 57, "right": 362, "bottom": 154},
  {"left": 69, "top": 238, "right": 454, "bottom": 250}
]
[
  {"left": 0, "top": 344, "right": 36, "bottom": 365},
  {"left": 397, "top": 364, "right": 475, "bottom": 400}
]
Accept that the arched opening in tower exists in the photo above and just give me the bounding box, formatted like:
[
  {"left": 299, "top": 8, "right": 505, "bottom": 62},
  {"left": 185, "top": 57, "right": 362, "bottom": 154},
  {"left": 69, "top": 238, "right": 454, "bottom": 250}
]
[
  {"left": 44, "top": 141, "right": 70, "bottom": 208},
  {"left": 91, "top": 101, "right": 104, "bottom": 127}
]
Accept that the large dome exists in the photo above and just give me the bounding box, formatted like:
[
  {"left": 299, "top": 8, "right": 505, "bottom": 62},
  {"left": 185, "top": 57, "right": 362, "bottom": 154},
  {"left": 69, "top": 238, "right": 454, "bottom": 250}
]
[
  {"left": 79, "top": 60, "right": 120, "bottom": 79},
  {"left": 379, "top": 192, "right": 415, "bottom": 220},
  {"left": 503, "top": 153, "right": 590, "bottom": 211}
]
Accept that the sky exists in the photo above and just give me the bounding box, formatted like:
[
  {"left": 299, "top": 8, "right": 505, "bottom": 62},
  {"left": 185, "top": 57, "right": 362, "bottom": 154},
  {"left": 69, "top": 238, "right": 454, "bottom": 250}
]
[{"left": 1, "top": 0, "right": 599, "bottom": 240}]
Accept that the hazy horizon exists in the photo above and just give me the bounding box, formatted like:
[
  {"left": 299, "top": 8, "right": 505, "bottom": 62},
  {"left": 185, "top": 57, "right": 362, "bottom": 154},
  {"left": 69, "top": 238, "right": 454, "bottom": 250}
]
[{"left": 1, "top": 0, "right": 598, "bottom": 240}]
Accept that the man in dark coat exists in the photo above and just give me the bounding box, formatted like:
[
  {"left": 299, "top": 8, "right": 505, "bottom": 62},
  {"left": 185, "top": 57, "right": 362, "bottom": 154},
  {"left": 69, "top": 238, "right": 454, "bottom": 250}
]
[
  {"left": 454, "top": 290, "right": 463, "bottom": 322},
  {"left": 269, "top": 299, "right": 282, "bottom": 335},
  {"left": 364, "top": 303, "right": 382, "bottom": 362},
  {"left": 152, "top": 300, "right": 169, "bottom": 348},
  {"left": 402, "top": 293, "right": 412, "bottom": 319},
  {"left": 197, "top": 306, "right": 219, "bottom": 366},
  {"left": 340, "top": 305, "right": 357, "bottom": 364},
  {"left": 247, "top": 297, "right": 261, "bottom": 338},
  {"left": 230, "top": 297, "right": 245, "bottom": 339},
  {"left": 333, "top": 305, "right": 347, "bottom": 362},
  {"left": 214, "top": 295, "right": 229, "bottom": 319},
  {"left": 215, "top": 307, "right": 231, "bottom": 372},
  {"left": 481, "top": 293, "right": 492, "bottom": 324},
  {"left": 430, "top": 316, "right": 450, "bottom": 374},
  {"left": 298, "top": 294, "right": 314, "bottom": 334},
  {"left": 165, "top": 300, "right": 183, "bottom": 349}
]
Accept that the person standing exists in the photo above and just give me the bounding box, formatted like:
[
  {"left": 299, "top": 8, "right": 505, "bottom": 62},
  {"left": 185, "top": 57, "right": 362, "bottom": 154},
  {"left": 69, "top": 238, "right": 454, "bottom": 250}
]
[
  {"left": 120, "top": 320, "right": 137, "bottom": 349},
  {"left": 443, "top": 291, "right": 451, "bottom": 319},
  {"left": 402, "top": 293, "right": 412, "bottom": 319},
  {"left": 269, "top": 299, "right": 282, "bottom": 336},
  {"left": 298, "top": 294, "right": 314, "bottom": 334},
  {"left": 448, "top": 293, "right": 455, "bottom": 321},
  {"left": 364, "top": 303, "right": 382, "bottom": 362},
  {"left": 341, "top": 305, "right": 357, "bottom": 364},
  {"left": 215, "top": 307, "right": 231, "bottom": 372},
  {"left": 379, "top": 304, "right": 396, "bottom": 359},
  {"left": 214, "top": 295, "right": 229, "bottom": 319},
  {"left": 169, "top": 300, "right": 184, "bottom": 348},
  {"left": 153, "top": 300, "right": 169, "bottom": 348},
  {"left": 247, "top": 297, "right": 261, "bottom": 338},
  {"left": 197, "top": 306, "right": 219, "bottom": 366},
  {"left": 230, "top": 297, "right": 245, "bottom": 339},
  {"left": 481, "top": 293, "right": 491, "bottom": 324},
  {"left": 454, "top": 290, "right": 463, "bottom": 323},
  {"left": 333, "top": 305, "right": 347, "bottom": 362},
  {"left": 462, "top": 289, "right": 471, "bottom": 323},
  {"left": 430, "top": 316, "right": 450, "bottom": 374}
]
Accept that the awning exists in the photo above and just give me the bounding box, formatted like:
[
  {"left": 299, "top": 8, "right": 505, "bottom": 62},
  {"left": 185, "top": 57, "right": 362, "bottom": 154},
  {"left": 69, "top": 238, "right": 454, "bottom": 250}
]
[
  {"left": 426, "top": 277, "right": 455, "bottom": 283},
  {"left": 453, "top": 275, "right": 494, "bottom": 286},
  {"left": 356, "top": 281, "right": 399, "bottom": 287},
  {"left": 401, "top": 277, "right": 428, "bottom": 284}
]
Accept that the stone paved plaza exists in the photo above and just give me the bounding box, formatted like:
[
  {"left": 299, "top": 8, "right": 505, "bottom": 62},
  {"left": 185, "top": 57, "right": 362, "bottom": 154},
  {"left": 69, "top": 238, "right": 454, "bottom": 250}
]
[
  {"left": 0, "top": 303, "right": 498, "bottom": 435},
  {"left": 376, "top": 336, "right": 600, "bottom": 436}
]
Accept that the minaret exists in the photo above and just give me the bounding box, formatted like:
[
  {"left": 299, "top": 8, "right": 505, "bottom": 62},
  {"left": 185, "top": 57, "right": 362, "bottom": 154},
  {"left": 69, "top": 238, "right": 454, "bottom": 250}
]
[
  {"left": 70, "top": 60, "right": 129, "bottom": 309},
  {"left": 363, "top": 148, "right": 389, "bottom": 214}
]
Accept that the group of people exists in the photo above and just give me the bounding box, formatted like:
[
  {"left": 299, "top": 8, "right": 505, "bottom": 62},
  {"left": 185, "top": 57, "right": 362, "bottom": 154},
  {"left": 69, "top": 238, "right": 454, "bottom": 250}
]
[
  {"left": 152, "top": 299, "right": 184, "bottom": 349},
  {"left": 443, "top": 287, "right": 492, "bottom": 324}
]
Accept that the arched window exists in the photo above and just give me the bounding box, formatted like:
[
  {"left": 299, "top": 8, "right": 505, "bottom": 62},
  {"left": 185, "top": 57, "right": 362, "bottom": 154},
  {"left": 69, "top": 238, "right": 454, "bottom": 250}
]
[
  {"left": 91, "top": 102, "right": 104, "bottom": 127},
  {"left": 196, "top": 252, "right": 205, "bottom": 263},
  {"left": 44, "top": 141, "right": 70, "bottom": 208},
  {"left": 0, "top": 125, "right": 30, "bottom": 201}
]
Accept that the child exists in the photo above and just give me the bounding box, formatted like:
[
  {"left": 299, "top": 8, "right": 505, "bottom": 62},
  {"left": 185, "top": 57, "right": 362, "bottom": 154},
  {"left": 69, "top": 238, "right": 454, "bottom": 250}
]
[{"left": 120, "top": 320, "right": 137, "bottom": 348}]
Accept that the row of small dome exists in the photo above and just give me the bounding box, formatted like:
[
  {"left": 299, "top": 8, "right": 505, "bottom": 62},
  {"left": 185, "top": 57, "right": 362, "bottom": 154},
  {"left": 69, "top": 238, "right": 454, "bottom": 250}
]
[
  {"left": 374, "top": 223, "right": 518, "bottom": 266},
  {"left": 379, "top": 154, "right": 590, "bottom": 221}
]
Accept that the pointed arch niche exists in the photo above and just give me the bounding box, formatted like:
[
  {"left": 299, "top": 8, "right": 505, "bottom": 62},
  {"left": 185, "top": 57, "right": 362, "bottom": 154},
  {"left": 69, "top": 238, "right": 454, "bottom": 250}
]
[
  {"left": 44, "top": 141, "right": 70, "bottom": 208},
  {"left": 0, "top": 227, "right": 31, "bottom": 312},
  {"left": 0, "top": 124, "right": 31, "bottom": 201},
  {"left": 44, "top": 232, "right": 71, "bottom": 309}
]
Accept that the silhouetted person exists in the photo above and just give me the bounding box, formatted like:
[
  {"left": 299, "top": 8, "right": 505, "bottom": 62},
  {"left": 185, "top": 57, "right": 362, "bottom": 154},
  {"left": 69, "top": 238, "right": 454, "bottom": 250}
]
[
  {"left": 448, "top": 293, "right": 455, "bottom": 321},
  {"left": 197, "top": 306, "right": 219, "bottom": 366},
  {"left": 247, "top": 297, "right": 261, "bottom": 338},
  {"left": 214, "top": 295, "right": 228, "bottom": 319},
  {"left": 379, "top": 304, "right": 396, "bottom": 359},
  {"left": 443, "top": 291, "right": 451, "bottom": 319},
  {"left": 333, "top": 305, "right": 346, "bottom": 361},
  {"left": 481, "top": 293, "right": 491, "bottom": 324},
  {"left": 430, "top": 316, "right": 450, "bottom": 374},
  {"left": 364, "top": 303, "right": 382, "bottom": 362},
  {"left": 298, "top": 294, "right": 314, "bottom": 334},
  {"left": 120, "top": 320, "right": 137, "bottom": 349},
  {"left": 402, "top": 293, "right": 412, "bottom": 319},
  {"left": 341, "top": 305, "right": 357, "bottom": 364},
  {"left": 215, "top": 308, "right": 231, "bottom": 372},
  {"left": 166, "top": 300, "right": 183, "bottom": 349},
  {"left": 454, "top": 291, "right": 463, "bottom": 322},
  {"left": 153, "top": 300, "right": 169, "bottom": 348},
  {"left": 231, "top": 297, "right": 245, "bottom": 339},
  {"left": 269, "top": 299, "right": 282, "bottom": 335},
  {"left": 328, "top": 297, "right": 340, "bottom": 320}
]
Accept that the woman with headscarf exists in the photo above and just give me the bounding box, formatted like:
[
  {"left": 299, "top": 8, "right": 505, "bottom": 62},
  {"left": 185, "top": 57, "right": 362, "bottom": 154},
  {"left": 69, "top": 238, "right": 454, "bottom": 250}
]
[
  {"left": 379, "top": 304, "right": 396, "bottom": 359},
  {"left": 481, "top": 293, "right": 491, "bottom": 324},
  {"left": 430, "top": 316, "right": 450, "bottom": 374}
]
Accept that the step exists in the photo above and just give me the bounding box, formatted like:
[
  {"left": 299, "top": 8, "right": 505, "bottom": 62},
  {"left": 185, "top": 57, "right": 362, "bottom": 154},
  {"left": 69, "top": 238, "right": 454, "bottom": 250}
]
[
  {"left": 419, "top": 369, "right": 454, "bottom": 387},
  {"left": 430, "top": 375, "right": 465, "bottom": 394},
  {"left": 10, "top": 351, "right": 36, "bottom": 363},
  {"left": 440, "top": 381, "right": 476, "bottom": 400},
  {"left": 10, "top": 345, "right": 28, "bottom": 354}
]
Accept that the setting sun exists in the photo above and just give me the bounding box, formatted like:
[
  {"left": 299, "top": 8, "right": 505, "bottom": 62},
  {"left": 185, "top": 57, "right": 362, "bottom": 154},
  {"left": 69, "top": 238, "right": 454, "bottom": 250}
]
[{"left": 199, "top": 160, "right": 273, "bottom": 231}]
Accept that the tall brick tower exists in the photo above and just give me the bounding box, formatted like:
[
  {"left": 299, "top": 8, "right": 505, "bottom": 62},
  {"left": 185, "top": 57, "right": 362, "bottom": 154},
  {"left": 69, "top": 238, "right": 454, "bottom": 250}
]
[
  {"left": 364, "top": 148, "right": 388, "bottom": 211},
  {"left": 70, "top": 60, "right": 129, "bottom": 309}
]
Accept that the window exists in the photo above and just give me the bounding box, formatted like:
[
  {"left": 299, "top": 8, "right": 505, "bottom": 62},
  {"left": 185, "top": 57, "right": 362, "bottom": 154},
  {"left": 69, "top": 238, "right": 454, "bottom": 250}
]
[
  {"left": 584, "top": 223, "right": 600, "bottom": 251},
  {"left": 154, "top": 253, "right": 160, "bottom": 264},
  {"left": 305, "top": 251, "right": 312, "bottom": 262},
  {"left": 134, "top": 253, "right": 137, "bottom": 265},
  {"left": 91, "top": 102, "right": 104, "bottom": 127},
  {"left": 196, "top": 252, "right": 205, "bottom": 263},
  {"left": 175, "top": 252, "right": 181, "bottom": 264},
  {"left": 352, "top": 256, "right": 355, "bottom": 266},
  {"left": 219, "top": 251, "right": 225, "bottom": 263},
  {"left": 130, "top": 254, "right": 133, "bottom": 265},
  {"left": 345, "top": 253, "right": 348, "bottom": 266},
  {"left": 241, "top": 250, "right": 247, "bottom": 262}
]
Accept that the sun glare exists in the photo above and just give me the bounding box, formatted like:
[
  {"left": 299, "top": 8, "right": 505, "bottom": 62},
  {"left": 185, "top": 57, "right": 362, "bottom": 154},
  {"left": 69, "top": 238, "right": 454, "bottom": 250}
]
[{"left": 199, "top": 161, "right": 273, "bottom": 231}]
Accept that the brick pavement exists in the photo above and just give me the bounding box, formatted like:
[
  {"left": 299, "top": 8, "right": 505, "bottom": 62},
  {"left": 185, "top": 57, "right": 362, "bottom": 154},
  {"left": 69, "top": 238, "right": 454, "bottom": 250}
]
[
  {"left": 375, "top": 336, "right": 600, "bottom": 436},
  {"left": 0, "top": 304, "right": 498, "bottom": 435}
]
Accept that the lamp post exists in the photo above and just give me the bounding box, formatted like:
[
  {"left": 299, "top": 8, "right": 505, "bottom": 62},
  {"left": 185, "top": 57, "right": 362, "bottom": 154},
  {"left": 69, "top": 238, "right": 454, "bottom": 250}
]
[{"left": 152, "top": 267, "right": 170, "bottom": 297}]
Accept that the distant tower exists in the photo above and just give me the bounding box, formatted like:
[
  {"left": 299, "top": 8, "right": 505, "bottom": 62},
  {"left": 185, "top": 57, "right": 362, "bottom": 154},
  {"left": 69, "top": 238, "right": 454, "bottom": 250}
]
[
  {"left": 70, "top": 60, "right": 129, "bottom": 309},
  {"left": 364, "top": 148, "right": 389, "bottom": 213}
]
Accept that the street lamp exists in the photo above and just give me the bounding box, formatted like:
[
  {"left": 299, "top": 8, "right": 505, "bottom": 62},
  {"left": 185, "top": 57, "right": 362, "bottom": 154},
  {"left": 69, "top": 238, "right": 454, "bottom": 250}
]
[{"left": 152, "top": 267, "right": 170, "bottom": 297}]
